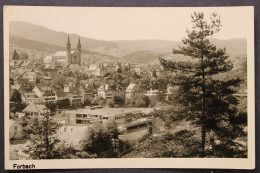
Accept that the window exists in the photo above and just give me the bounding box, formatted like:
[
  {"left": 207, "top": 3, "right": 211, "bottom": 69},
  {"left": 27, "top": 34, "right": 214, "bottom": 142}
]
[{"left": 14, "top": 126, "right": 17, "bottom": 131}]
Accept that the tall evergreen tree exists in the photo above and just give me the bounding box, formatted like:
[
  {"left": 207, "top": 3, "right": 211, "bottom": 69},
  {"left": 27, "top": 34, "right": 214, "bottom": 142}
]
[
  {"left": 25, "top": 109, "right": 65, "bottom": 159},
  {"left": 12, "top": 50, "right": 19, "bottom": 60},
  {"left": 160, "top": 12, "right": 246, "bottom": 156}
]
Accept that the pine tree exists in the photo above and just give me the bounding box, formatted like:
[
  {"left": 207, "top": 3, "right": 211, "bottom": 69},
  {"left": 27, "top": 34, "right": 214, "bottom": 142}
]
[
  {"left": 25, "top": 110, "right": 64, "bottom": 159},
  {"left": 160, "top": 12, "right": 246, "bottom": 157},
  {"left": 12, "top": 50, "right": 19, "bottom": 60}
]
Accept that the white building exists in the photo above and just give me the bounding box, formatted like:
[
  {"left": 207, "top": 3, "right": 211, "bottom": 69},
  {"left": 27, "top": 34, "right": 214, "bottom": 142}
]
[
  {"left": 145, "top": 89, "right": 159, "bottom": 96},
  {"left": 65, "top": 107, "right": 142, "bottom": 125},
  {"left": 97, "top": 84, "right": 113, "bottom": 99},
  {"left": 33, "top": 85, "right": 56, "bottom": 103}
]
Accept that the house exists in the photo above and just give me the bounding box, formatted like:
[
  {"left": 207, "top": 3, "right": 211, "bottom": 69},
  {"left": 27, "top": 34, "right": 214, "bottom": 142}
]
[
  {"left": 22, "top": 104, "right": 49, "bottom": 116},
  {"left": 145, "top": 89, "right": 160, "bottom": 106},
  {"left": 89, "top": 64, "right": 105, "bottom": 77},
  {"left": 150, "top": 65, "right": 167, "bottom": 78},
  {"left": 125, "top": 83, "right": 144, "bottom": 99},
  {"left": 97, "top": 84, "right": 113, "bottom": 100},
  {"left": 55, "top": 90, "right": 67, "bottom": 101},
  {"left": 41, "top": 65, "right": 59, "bottom": 77},
  {"left": 20, "top": 60, "right": 33, "bottom": 70},
  {"left": 145, "top": 89, "right": 159, "bottom": 96},
  {"left": 134, "top": 68, "right": 142, "bottom": 76},
  {"left": 166, "top": 85, "right": 179, "bottom": 101},
  {"left": 13, "top": 77, "right": 30, "bottom": 91},
  {"left": 33, "top": 85, "right": 56, "bottom": 103},
  {"left": 22, "top": 71, "right": 36, "bottom": 83},
  {"left": 9, "top": 119, "right": 24, "bottom": 139},
  {"left": 20, "top": 91, "right": 41, "bottom": 104},
  {"left": 10, "top": 59, "right": 23, "bottom": 68},
  {"left": 43, "top": 55, "right": 53, "bottom": 64},
  {"left": 63, "top": 83, "right": 83, "bottom": 106},
  {"left": 115, "top": 61, "right": 122, "bottom": 72},
  {"left": 78, "top": 82, "right": 94, "bottom": 102}
]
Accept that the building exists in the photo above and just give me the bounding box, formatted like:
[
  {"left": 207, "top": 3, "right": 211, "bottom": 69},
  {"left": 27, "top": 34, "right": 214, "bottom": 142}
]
[
  {"left": 21, "top": 91, "right": 41, "bottom": 104},
  {"left": 55, "top": 90, "right": 67, "bottom": 101},
  {"left": 65, "top": 107, "right": 142, "bottom": 125},
  {"left": 33, "top": 85, "right": 56, "bottom": 103},
  {"left": 125, "top": 83, "right": 144, "bottom": 99},
  {"left": 22, "top": 71, "right": 36, "bottom": 83},
  {"left": 22, "top": 104, "right": 49, "bottom": 116},
  {"left": 145, "top": 89, "right": 159, "bottom": 96},
  {"left": 97, "top": 84, "right": 113, "bottom": 99},
  {"left": 10, "top": 59, "right": 23, "bottom": 68},
  {"left": 12, "top": 77, "right": 30, "bottom": 91},
  {"left": 20, "top": 60, "right": 33, "bottom": 70},
  {"left": 145, "top": 89, "right": 160, "bottom": 106},
  {"left": 165, "top": 85, "right": 179, "bottom": 101},
  {"left": 63, "top": 83, "right": 83, "bottom": 106},
  {"left": 43, "top": 36, "right": 81, "bottom": 67},
  {"left": 9, "top": 119, "right": 24, "bottom": 139},
  {"left": 89, "top": 64, "right": 105, "bottom": 77}
]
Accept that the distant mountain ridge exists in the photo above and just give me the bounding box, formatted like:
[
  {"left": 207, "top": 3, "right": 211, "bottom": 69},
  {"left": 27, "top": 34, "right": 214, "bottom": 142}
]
[{"left": 10, "top": 21, "right": 247, "bottom": 63}]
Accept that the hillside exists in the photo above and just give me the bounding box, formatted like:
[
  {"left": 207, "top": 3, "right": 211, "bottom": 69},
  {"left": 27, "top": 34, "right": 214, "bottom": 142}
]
[
  {"left": 9, "top": 34, "right": 119, "bottom": 64},
  {"left": 10, "top": 21, "right": 118, "bottom": 52},
  {"left": 10, "top": 21, "right": 247, "bottom": 58},
  {"left": 121, "top": 51, "right": 165, "bottom": 64}
]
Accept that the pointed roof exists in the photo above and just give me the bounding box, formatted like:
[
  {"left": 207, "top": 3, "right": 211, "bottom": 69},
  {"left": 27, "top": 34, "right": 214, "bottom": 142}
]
[
  {"left": 78, "top": 37, "right": 81, "bottom": 44},
  {"left": 67, "top": 35, "right": 70, "bottom": 44},
  {"left": 22, "top": 104, "right": 48, "bottom": 113},
  {"left": 126, "top": 83, "right": 136, "bottom": 92}
]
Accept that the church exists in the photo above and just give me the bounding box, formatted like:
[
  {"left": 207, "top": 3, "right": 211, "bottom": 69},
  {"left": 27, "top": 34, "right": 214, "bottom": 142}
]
[{"left": 44, "top": 36, "right": 81, "bottom": 67}]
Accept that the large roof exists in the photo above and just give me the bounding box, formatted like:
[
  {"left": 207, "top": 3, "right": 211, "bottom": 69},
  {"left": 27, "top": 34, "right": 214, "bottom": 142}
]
[
  {"left": 35, "top": 85, "right": 53, "bottom": 92},
  {"left": 53, "top": 50, "right": 76, "bottom": 57},
  {"left": 22, "top": 104, "right": 48, "bottom": 113},
  {"left": 65, "top": 108, "right": 142, "bottom": 117}
]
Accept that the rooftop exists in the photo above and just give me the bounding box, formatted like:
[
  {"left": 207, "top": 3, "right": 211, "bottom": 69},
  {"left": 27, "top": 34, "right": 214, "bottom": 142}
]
[
  {"left": 22, "top": 104, "right": 48, "bottom": 113},
  {"left": 65, "top": 108, "right": 142, "bottom": 117},
  {"left": 53, "top": 51, "right": 76, "bottom": 57}
]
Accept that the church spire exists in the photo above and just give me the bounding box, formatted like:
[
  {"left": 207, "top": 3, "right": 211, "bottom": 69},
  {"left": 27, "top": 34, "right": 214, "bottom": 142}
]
[
  {"left": 77, "top": 36, "right": 81, "bottom": 52},
  {"left": 78, "top": 37, "right": 81, "bottom": 44},
  {"left": 66, "top": 35, "right": 71, "bottom": 66},
  {"left": 67, "top": 35, "right": 71, "bottom": 47}
]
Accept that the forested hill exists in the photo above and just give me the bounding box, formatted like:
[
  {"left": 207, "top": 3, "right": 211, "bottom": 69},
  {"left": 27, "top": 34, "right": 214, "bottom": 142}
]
[{"left": 10, "top": 21, "right": 247, "bottom": 59}]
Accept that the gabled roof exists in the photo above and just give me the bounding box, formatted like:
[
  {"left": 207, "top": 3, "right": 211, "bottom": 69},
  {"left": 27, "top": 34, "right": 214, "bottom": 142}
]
[
  {"left": 22, "top": 104, "right": 48, "bottom": 113},
  {"left": 21, "top": 92, "right": 37, "bottom": 99},
  {"left": 35, "top": 84, "right": 53, "bottom": 92},
  {"left": 21, "top": 60, "right": 31, "bottom": 67},
  {"left": 53, "top": 50, "right": 76, "bottom": 57},
  {"left": 126, "top": 83, "right": 136, "bottom": 92}
]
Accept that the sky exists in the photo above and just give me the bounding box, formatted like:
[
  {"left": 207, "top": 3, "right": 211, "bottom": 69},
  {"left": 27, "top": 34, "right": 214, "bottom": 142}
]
[{"left": 4, "top": 6, "right": 253, "bottom": 41}]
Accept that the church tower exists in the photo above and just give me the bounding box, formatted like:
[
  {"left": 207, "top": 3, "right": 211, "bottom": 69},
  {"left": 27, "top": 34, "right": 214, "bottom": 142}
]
[
  {"left": 66, "top": 35, "right": 72, "bottom": 66},
  {"left": 77, "top": 37, "right": 81, "bottom": 65}
]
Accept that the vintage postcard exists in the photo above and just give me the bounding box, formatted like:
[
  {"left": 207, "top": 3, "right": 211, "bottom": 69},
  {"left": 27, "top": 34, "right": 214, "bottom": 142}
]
[{"left": 4, "top": 6, "right": 254, "bottom": 169}]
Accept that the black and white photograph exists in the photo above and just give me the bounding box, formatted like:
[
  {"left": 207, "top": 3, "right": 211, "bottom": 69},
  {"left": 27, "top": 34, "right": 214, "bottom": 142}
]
[{"left": 3, "top": 6, "right": 254, "bottom": 169}]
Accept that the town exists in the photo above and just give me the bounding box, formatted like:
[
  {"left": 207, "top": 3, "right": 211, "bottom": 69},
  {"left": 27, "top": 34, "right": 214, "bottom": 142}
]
[
  {"left": 8, "top": 11, "right": 248, "bottom": 159},
  {"left": 9, "top": 36, "right": 181, "bottom": 159}
]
